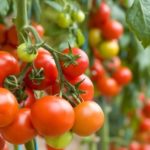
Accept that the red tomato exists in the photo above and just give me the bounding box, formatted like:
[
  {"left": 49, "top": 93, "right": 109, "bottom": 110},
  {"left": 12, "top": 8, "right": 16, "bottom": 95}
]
[
  {"left": 97, "top": 77, "right": 121, "bottom": 97},
  {"left": 25, "top": 49, "right": 58, "bottom": 90},
  {"left": 129, "top": 141, "right": 141, "bottom": 150},
  {"left": 61, "top": 48, "right": 89, "bottom": 79},
  {"left": 139, "top": 118, "right": 150, "bottom": 132},
  {"left": 0, "top": 134, "right": 5, "bottom": 149},
  {"left": 113, "top": 67, "right": 132, "bottom": 85},
  {"left": 0, "top": 88, "right": 19, "bottom": 127},
  {"left": 47, "top": 145, "right": 63, "bottom": 150},
  {"left": 102, "top": 20, "right": 123, "bottom": 40},
  {"left": 142, "top": 100, "right": 150, "bottom": 118},
  {"left": 72, "top": 101, "right": 104, "bottom": 136},
  {"left": 1, "top": 44, "right": 14, "bottom": 51},
  {"left": 32, "top": 23, "right": 44, "bottom": 37},
  {"left": 90, "top": 58, "right": 105, "bottom": 81},
  {"left": 7, "top": 26, "right": 18, "bottom": 47},
  {"left": 1, "top": 108, "right": 37, "bottom": 144},
  {"left": 69, "top": 74, "right": 94, "bottom": 101},
  {"left": 31, "top": 96, "right": 74, "bottom": 136},
  {"left": 0, "top": 24, "right": 6, "bottom": 44},
  {"left": 0, "top": 51, "right": 20, "bottom": 86},
  {"left": 20, "top": 88, "right": 36, "bottom": 108},
  {"left": 141, "top": 144, "right": 150, "bottom": 150},
  {"left": 3, "top": 143, "right": 8, "bottom": 150}
]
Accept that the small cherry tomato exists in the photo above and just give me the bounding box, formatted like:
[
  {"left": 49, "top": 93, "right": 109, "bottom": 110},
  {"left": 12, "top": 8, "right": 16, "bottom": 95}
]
[
  {"left": 69, "top": 74, "right": 94, "bottom": 101},
  {"left": 113, "top": 67, "right": 132, "bottom": 85},
  {"left": 57, "top": 13, "right": 72, "bottom": 28},
  {"left": 102, "top": 20, "right": 123, "bottom": 40},
  {"left": 61, "top": 48, "right": 89, "bottom": 79},
  {"left": 129, "top": 141, "right": 141, "bottom": 150},
  {"left": 31, "top": 96, "right": 74, "bottom": 136},
  {"left": 72, "top": 101, "right": 104, "bottom": 136},
  {"left": 32, "top": 23, "right": 44, "bottom": 37},
  {"left": 97, "top": 77, "right": 121, "bottom": 96},
  {"left": 0, "top": 51, "right": 20, "bottom": 86},
  {"left": 17, "top": 43, "right": 38, "bottom": 62},
  {"left": 141, "top": 144, "right": 150, "bottom": 150},
  {"left": 0, "top": 88, "right": 19, "bottom": 127},
  {"left": 45, "top": 131, "right": 72, "bottom": 149},
  {"left": 72, "top": 10, "right": 85, "bottom": 23},
  {"left": 98, "top": 40, "right": 119, "bottom": 59},
  {"left": 139, "top": 118, "right": 150, "bottom": 132},
  {"left": 7, "top": 26, "right": 18, "bottom": 47},
  {"left": 142, "top": 100, "right": 150, "bottom": 118},
  {"left": 1, "top": 108, "right": 37, "bottom": 144}
]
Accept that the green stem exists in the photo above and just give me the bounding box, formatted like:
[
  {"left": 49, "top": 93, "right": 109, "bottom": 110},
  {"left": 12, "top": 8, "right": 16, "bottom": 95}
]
[
  {"left": 25, "top": 140, "right": 35, "bottom": 150},
  {"left": 99, "top": 99, "right": 110, "bottom": 150},
  {"left": 14, "top": 145, "right": 19, "bottom": 150},
  {"left": 15, "top": 0, "right": 28, "bottom": 43}
]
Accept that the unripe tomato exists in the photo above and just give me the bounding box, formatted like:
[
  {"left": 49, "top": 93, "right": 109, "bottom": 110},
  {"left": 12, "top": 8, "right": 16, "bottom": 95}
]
[
  {"left": 76, "top": 29, "right": 85, "bottom": 46},
  {"left": 0, "top": 88, "right": 19, "bottom": 127},
  {"left": 61, "top": 48, "right": 89, "bottom": 79},
  {"left": 102, "top": 20, "right": 123, "bottom": 40},
  {"left": 1, "top": 108, "right": 37, "bottom": 144},
  {"left": 89, "top": 29, "right": 102, "bottom": 47},
  {"left": 45, "top": 131, "right": 72, "bottom": 149},
  {"left": 72, "top": 10, "right": 85, "bottom": 23},
  {"left": 7, "top": 26, "right": 18, "bottom": 47},
  {"left": 113, "top": 67, "right": 132, "bottom": 85},
  {"left": 97, "top": 77, "right": 121, "bottom": 96},
  {"left": 69, "top": 74, "right": 94, "bottom": 101},
  {"left": 90, "top": 58, "right": 105, "bottom": 81},
  {"left": 0, "top": 24, "right": 6, "bottom": 44},
  {"left": 72, "top": 101, "right": 104, "bottom": 136},
  {"left": 31, "top": 96, "right": 74, "bottom": 136},
  {"left": 17, "top": 43, "right": 38, "bottom": 62},
  {"left": 57, "top": 13, "right": 72, "bottom": 28},
  {"left": 98, "top": 40, "right": 119, "bottom": 59},
  {"left": 0, "top": 51, "right": 20, "bottom": 86}
]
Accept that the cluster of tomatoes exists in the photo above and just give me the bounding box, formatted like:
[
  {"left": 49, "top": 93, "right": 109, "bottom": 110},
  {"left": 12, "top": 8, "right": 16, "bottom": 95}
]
[
  {"left": 0, "top": 20, "right": 104, "bottom": 150},
  {"left": 88, "top": 1, "right": 132, "bottom": 97}
]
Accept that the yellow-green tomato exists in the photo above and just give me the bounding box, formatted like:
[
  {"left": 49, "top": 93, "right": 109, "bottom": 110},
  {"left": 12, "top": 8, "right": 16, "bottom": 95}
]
[
  {"left": 45, "top": 132, "right": 73, "bottom": 149},
  {"left": 17, "top": 43, "right": 38, "bottom": 62},
  {"left": 89, "top": 29, "right": 102, "bottom": 47},
  {"left": 57, "top": 13, "right": 72, "bottom": 28},
  {"left": 98, "top": 40, "right": 119, "bottom": 59},
  {"left": 76, "top": 29, "right": 85, "bottom": 46},
  {"left": 72, "top": 10, "right": 85, "bottom": 23}
]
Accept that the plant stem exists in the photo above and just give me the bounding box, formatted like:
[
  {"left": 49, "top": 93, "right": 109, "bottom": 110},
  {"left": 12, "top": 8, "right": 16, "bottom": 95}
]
[
  {"left": 25, "top": 140, "right": 35, "bottom": 150},
  {"left": 99, "top": 99, "right": 110, "bottom": 150},
  {"left": 14, "top": 145, "right": 19, "bottom": 150},
  {"left": 15, "top": 0, "right": 28, "bottom": 43}
]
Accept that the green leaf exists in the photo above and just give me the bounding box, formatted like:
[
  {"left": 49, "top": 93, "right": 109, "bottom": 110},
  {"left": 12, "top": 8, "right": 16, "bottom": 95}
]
[
  {"left": 126, "top": 0, "right": 150, "bottom": 48},
  {"left": 45, "top": 0, "right": 63, "bottom": 11},
  {"left": 0, "top": 0, "right": 10, "bottom": 16}
]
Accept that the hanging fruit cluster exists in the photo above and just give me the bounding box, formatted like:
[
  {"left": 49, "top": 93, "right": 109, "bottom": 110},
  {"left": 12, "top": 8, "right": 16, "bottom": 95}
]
[{"left": 89, "top": 1, "right": 132, "bottom": 97}]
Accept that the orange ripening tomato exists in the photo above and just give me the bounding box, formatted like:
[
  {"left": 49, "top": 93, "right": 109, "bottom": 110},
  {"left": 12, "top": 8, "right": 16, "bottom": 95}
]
[
  {"left": 69, "top": 74, "right": 94, "bottom": 101},
  {"left": 31, "top": 96, "right": 74, "bottom": 136},
  {"left": 113, "top": 67, "right": 132, "bottom": 85},
  {"left": 0, "top": 24, "right": 6, "bottom": 44},
  {"left": 72, "top": 101, "right": 104, "bottom": 136},
  {"left": 1, "top": 108, "right": 37, "bottom": 144},
  {"left": 97, "top": 77, "right": 121, "bottom": 97},
  {"left": 0, "top": 88, "right": 19, "bottom": 127}
]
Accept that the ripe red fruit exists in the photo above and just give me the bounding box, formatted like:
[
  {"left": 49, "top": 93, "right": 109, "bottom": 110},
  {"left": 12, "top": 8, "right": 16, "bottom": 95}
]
[
  {"left": 129, "top": 141, "right": 141, "bottom": 150},
  {"left": 142, "top": 101, "right": 150, "bottom": 118}
]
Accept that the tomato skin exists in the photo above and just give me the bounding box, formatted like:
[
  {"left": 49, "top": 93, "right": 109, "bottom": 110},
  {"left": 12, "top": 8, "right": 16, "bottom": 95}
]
[
  {"left": 61, "top": 48, "right": 89, "bottom": 79},
  {"left": 141, "top": 144, "right": 150, "bottom": 150},
  {"left": 47, "top": 145, "right": 63, "bottom": 150},
  {"left": 0, "top": 88, "right": 19, "bottom": 127},
  {"left": 72, "top": 10, "right": 85, "bottom": 23},
  {"left": 72, "top": 101, "right": 104, "bottom": 136},
  {"left": 25, "top": 49, "right": 58, "bottom": 90},
  {"left": 90, "top": 58, "right": 105, "bottom": 81},
  {"left": 7, "top": 26, "right": 18, "bottom": 47},
  {"left": 17, "top": 43, "right": 38, "bottom": 62},
  {"left": 0, "top": 51, "right": 20, "bottom": 86},
  {"left": 113, "top": 67, "right": 132, "bottom": 85},
  {"left": 32, "top": 23, "right": 44, "bottom": 37},
  {"left": 139, "top": 118, "right": 150, "bottom": 132},
  {"left": 142, "top": 101, "right": 150, "bottom": 118},
  {"left": 129, "top": 142, "right": 141, "bottom": 150},
  {"left": 69, "top": 74, "right": 94, "bottom": 101},
  {"left": 98, "top": 40, "right": 119, "bottom": 59},
  {"left": 0, "top": 24, "right": 6, "bottom": 44},
  {"left": 97, "top": 77, "right": 121, "bottom": 96},
  {"left": 31, "top": 96, "right": 74, "bottom": 136},
  {"left": 102, "top": 20, "right": 124, "bottom": 40},
  {"left": 1, "top": 108, "right": 37, "bottom": 144},
  {"left": 20, "top": 88, "right": 36, "bottom": 108},
  {"left": 0, "top": 134, "right": 5, "bottom": 149}
]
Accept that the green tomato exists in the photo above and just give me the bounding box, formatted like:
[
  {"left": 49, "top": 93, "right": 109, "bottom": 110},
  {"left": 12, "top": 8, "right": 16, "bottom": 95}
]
[
  {"left": 17, "top": 43, "right": 38, "bottom": 62},
  {"left": 98, "top": 40, "right": 119, "bottom": 59},
  {"left": 72, "top": 10, "right": 85, "bottom": 23},
  {"left": 57, "top": 13, "right": 72, "bottom": 28},
  {"left": 45, "top": 132, "right": 73, "bottom": 149},
  {"left": 76, "top": 29, "right": 85, "bottom": 46}
]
